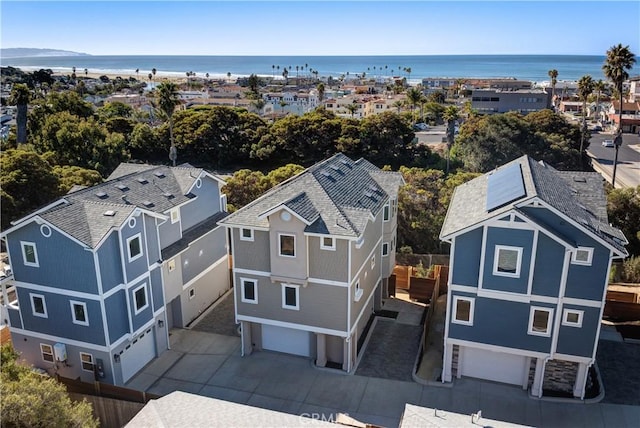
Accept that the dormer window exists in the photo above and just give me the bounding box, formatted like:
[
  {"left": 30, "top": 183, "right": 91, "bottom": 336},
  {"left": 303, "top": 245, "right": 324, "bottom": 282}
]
[
  {"left": 279, "top": 234, "right": 295, "bottom": 257},
  {"left": 240, "top": 228, "right": 254, "bottom": 242},
  {"left": 383, "top": 202, "right": 390, "bottom": 222},
  {"left": 320, "top": 236, "right": 335, "bottom": 251},
  {"left": 21, "top": 241, "right": 39, "bottom": 267},
  {"left": 571, "top": 247, "right": 593, "bottom": 266},
  {"left": 127, "top": 234, "right": 143, "bottom": 262}
]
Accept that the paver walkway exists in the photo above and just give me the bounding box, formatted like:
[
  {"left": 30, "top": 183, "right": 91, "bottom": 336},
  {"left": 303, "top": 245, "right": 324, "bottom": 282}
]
[{"left": 597, "top": 340, "right": 640, "bottom": 405}]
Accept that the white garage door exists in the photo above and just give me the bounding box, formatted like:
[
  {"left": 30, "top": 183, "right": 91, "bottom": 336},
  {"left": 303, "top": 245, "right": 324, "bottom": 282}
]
[
  {"left": 121, "top": 328, "right": 156, "bottom": 383},
  {"left": 460, "top": 347, "right": 527, "bottom": 386},
  {"left": 262, "top": 324, "right": 312, "bottom": 357}
]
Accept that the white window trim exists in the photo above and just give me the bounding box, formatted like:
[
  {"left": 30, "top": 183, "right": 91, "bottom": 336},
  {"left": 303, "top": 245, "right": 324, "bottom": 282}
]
[
  {"left": 80, "top": 352, "right": 94, "bottom": 372},
  {"left": 240, "top": 228, "right": 254, "bottom": 242},
  {"left": 240, "top": 278, "right": 258, "bottom": 304},
  {"left": 133, "top": 283, "right": 149, "bottom": 315},
  {"left": 170, "top": 208, "right": 180, "bottom": 224},
  {"left": 70, "top": 300, "right": 89, "bottom": 326},
  {"left": 30, "top": 293, "right": 48, "bottom": 318},
  {"left": 40, "top": 343, "right": 54, "bottom": 363},
  {"left": 493, "top": 245, "right": 523, "bottom": 278},
  {"left": 220, "top": 194, "right": 228, "bottom": 212},
  {"left": 370, "top": 254, "right": 376, "bottom": 270},
  {"left": 278, "top": 233, "right": 296, "bottom": 258},
  {"left": 383, "top": 202, "right": 390, "bottom": 222},
  {"left": 452, "top": 296, "right": 475, "bottom": 326},
  {"left": 320, "top": 236, "right": 336, "bottom": 251},
  {"left": 354, "top": 281, "right": 363, "bottom": 302},
  {"left": 571, "top": 247, "right": 593, "bottom": 266},
  {"left": 282, "top": 283, "right": 300, "bottom": 310},
  {"left": 21, "top": 241, "right": 39, "bottom": 267},
  {"left": 126, "top": 233, "right": 144, "bottom": 263},
  {"left": 528, "top": 306, "right": 554, "bottom": 337},
  {"left": 562, "top": 309, "right": 584, "bottom": 328},
  {"left": 382, "top": 242, "right": 389, "bottom": 256}
]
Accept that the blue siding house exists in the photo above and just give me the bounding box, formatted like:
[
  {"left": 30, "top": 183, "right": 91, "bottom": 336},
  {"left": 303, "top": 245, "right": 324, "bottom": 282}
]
[
  {"left": 1, "top": 164, "right": 229, "bottom": 385},
  {"left": 440, "top": 156, "right": 627, "bottom": 399}
]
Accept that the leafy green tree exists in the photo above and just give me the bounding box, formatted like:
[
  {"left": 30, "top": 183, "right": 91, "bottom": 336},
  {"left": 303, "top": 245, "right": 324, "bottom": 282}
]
[
  {"left": 52, "top": 165, "right": 103, "bottom": 194},
  {"left": 9, "top": 83, "right": 30, "bottom": 144},
  {"left": 345, "top": 103, "right": 358, "bottom": 118},
  {"left": 607, "top": 185, "right": 640, "bottom": 257},
  {"left": 130, "top": 122, "right": 163, "bottom": 161},
  {"left": 442, "top": 105, "right": 459, "bottom": 174},
  {"left": 156, "top": 80, "right": 180, "bottom": 165},
  {"left": 405, "top": 87, "right": 422, "bottom": 123},
  {"left": 97, "top": 101, "right": 134, "bottom": 119}
]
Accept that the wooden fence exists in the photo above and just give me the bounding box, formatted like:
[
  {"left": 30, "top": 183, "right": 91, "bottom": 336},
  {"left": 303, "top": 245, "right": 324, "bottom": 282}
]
[
  {"left": 68, "top": 393, "right": 145, "bottom": 428},
  {"left": 603, "top": 301, "right": 640, "bottom": 322},
  {"left": 420, "top": 265, "right": 449, "bottom": 352},
  {"left": 57, "top": 375, "right": 160, "bottom": 404}
]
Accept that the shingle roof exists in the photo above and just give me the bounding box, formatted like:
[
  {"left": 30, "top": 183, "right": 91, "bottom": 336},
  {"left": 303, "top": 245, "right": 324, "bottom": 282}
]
[
  {"left": 219, "top": 154, "right": 403, "bottom": 238},
  {"left": 441, "top": 155, "right": 627, "bottom": 256}
]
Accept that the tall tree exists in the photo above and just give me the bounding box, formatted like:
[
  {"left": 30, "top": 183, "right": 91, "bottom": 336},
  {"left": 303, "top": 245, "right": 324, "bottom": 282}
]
[
  {"left": 345, "top": 103, "right": 358, "bottom": 118},
  {"left": 156, "top": 80, "right": 180, "bottom": 165},
  {"left": 593, "top": 79, "right": 606, "bottom": 123},
  {"left": 9, "top": 83, "right": 30, "bottom": 144},
  {"left": 602, "top": 44, "right": 636, "bottom": 186},
  {"left": 548, "top": 69, "right": 558, "bottom": 108},
  {"left": 405, "top": 87, "right": 423, "bottom": 123},
  {"left": 316, "top": 82, "right": 325, "bottom": 104},
  {"left": 443, "top": 105, "right": 459, "bottom": 174},
  {"left": 577, "top": 74, "right": 594, "bottom": 166}
]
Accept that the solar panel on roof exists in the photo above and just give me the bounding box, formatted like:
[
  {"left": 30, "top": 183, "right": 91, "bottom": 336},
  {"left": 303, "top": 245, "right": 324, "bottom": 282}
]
[{"left": 485, "top": 163, "right": 526, "bottom": 212}]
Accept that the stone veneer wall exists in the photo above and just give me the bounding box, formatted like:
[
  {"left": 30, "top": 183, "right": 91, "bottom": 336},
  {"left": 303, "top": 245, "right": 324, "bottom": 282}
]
[
  {"left": 451, "top": 345, "right": 459, "bottom": 378},
  {"left": 543, "top": 359, "right": 578, "bottom": 393}
]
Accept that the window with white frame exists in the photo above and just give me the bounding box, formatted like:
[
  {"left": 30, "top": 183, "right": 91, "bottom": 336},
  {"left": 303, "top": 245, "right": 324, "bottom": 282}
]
[
  {"left": 21, "top": 241, "right": 39, "bottom": 267},
  {"left": 452, "top": 296, "right": 474, "bottom": 325},
  {"left": 282, "top": 284, "right": 299, "bottom": 310},
  {"left": 241, "top": 278, "right": 258, "bottom": 304},
  {"left": 170, "top": 208, "right": 180, "bottom": 224},
  {"left": 528, "top": 306, "right": 553, "bottom": 336},
  {"left": 40, "top": 344, "right": 54, "bottom": 362},
  {"left": 383, "top": 202, "right": 390, "bottom": 221},
  {"left": 220, "top": 194, "right": 228, "bottom": 212},
  {"left": 371, "top": 254, "right": 376, "bottom": 269},
  {"left": 382, "top": 242, "right": 389, "bottom": 256},
  {"left": 70, "top": 300, "right": 89, "bottom": 326},
  {"left": 240, "top": 228, "right": 254, "bottom": 241},
  {"left": 80, "top": 352, "right": 94, "bottom": 372},
  {"left": 168, "top": 259, "right": 176, "bottom": 272},
  {"left": 562, "top": 309, "right": 584, "bottom": 327},
  {"left": 133, "top": 284, "right": 148, "bottom": 314},
  {"left": 354, "top": 280, "right": 363, "bottom": 301},
  {"left": 30, "top": 293, "right": 47, "bottom": 318},
  {"left": 320, "top": 236, "right": 335, "bottom": 250},
  {"left": 127, "top": 234, "right": 143, "bottom": 262},
  {"left": 572, "top": 247, "right": 593, "bottom": 266},
  {"left": 493, "top": 245, "right": 523, "bottom": 277},
  {"left": 279, "top": 234, "right": 295, "bottom": 257}
]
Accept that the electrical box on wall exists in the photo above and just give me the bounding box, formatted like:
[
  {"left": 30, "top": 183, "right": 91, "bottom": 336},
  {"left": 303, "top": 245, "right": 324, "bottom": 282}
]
[{"left": 53, "top": 343, "right": 67, "bottom": 362}]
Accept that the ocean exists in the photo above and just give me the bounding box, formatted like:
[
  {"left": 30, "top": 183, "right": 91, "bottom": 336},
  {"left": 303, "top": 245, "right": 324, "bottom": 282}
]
[{"left": 3, "top": 54, "right": 635, "bottom": 84}]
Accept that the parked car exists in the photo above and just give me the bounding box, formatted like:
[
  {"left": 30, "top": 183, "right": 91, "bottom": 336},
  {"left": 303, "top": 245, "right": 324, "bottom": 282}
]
[
  {"left": 592, "top": 125, "right": 602, "bottom": 132},
  {"left": 413, "top": 123, "right": 429, "bottom": 131},
  {"left": 602, "top": 139, "right": 614, "bottom": 147}
]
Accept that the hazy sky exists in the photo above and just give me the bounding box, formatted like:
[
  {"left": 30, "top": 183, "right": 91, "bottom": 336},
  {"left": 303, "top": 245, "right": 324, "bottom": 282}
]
[{"left": 2, "top": 1, "right": 638, "bottom": 56}]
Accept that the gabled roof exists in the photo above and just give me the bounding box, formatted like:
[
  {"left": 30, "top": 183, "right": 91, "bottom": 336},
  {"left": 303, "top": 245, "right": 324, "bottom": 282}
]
[
  {"left": 441, "top": 155, "right": 627, "bottom": 256},
  {"left": 219, "top": 154, "right": 403, "bottom": 238}
]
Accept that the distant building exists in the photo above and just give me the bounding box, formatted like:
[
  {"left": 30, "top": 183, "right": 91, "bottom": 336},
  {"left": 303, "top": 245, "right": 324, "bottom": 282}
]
[{"left": 471, "top": 88, "right": 550, "bottom": 114}]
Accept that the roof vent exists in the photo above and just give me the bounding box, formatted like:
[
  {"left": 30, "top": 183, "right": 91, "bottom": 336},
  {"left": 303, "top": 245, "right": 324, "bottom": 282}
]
[
  {"left": 320, "top": 170, "right": 333, "bottom": 178},
  {"left": 103, "top": 210, "right": 116, "bottom": 217},
  {"left": 115, "top": 184, "right": 129, "bottom": 191},
  {"left": 154, "top": 171, "right": 165, "bottom": 178},
  {"left": 137, "top": 177, "right": 148, "bottom": 184},
  {"left": 573, "top": 176, "right": 587, "bottom": 183},
  {"left": 142, "top": 200, "right": 154, "bottom": 208},
  {"left": 163, "top": 192, "right": 174, "bottom": 199},
  {"left": 95, "top": 191, "right": 108, "bottom": 199},
  {"left": 339, "top": 158, "right": 352, "bottom": 168}
]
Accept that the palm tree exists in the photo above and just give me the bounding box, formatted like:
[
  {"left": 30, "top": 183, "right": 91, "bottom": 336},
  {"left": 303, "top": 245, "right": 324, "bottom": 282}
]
[
  {"left": 148, "top": 73, "right": 153, "bottom": 85},
  {"left": 345, "top": 103, "right": 358, "bottom": 118},
  {"left": 405, "top": 67, "right": 412, "bottom": 83},
  {"left": 392, "top": 100, "right": 404, "bottom": 113},
  {"left": 317, "top": 83, "right": 325, "bottom": 104},
  {"left": 405, "top": 87, "right": 422, "bottom": 123},
  {"left": 296, "top": 65, "right": 300, "bottom": 85},
  {"left": 602, "top": 44, "right": 636, "bottom": 186},
  {"left": 227, "top": 72, "right": 231, "bottom": 83},
  {"left": 279, "top": 100, "right": 288, "bottom": 114},
  {"left": 152, "top": 68, "right": 157, "bottom": 81},
  {"left": 272, "top": 64, "right": 275, "bottom": 79},
  {"left": 593, "top": 79, "right": 606, "bottom": 123},
  {"left": 252, "top": 98, "right": 265, "bottom": 113},
  {"left": 9, "top": 83, "right": 30, "bottom": 144},
  {"left": 577, "top": 74, "right": 594, "bottom": 166},
  {"left": 136, "top": 68, "right": 140, "bottom": 80},
  {"left": 156, "top": 81, "right": 180, "bottom": 166},
  {"left": 443, "top": 105, "right": 460, "bottom": 174},
  {"left": 84, "top": 68, "right": 88, "bottom": 78},
  {"left": 548, "top": 69, "right": 558, "bottom": 109}
]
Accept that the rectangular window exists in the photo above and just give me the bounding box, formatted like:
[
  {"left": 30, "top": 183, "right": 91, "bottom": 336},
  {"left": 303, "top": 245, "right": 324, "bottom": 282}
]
[
  {"left": 241, "top": 278, "right": 258, "bottom": 304},
  {"left": 70, "top": 300, "right": 89, "bottom": 326},
  {"left": 133, "top": 284, "right": 148, "bottom": 314},
  {"left": 382, "top": 242, "right": 389, "bottom": 256},
  {"left": 40, "top": 344, "right": 54, "bottom": 362},
  {"left": 452, "top": 296, "right": 474, "bottom": 325},
  {"left": 240, "top": 228, "right": 254, "bottom": 242},
  {"left": 572, "top": 247, "right": 593, "bottom": 266},
  {"left": 21, "top": 241, "right": 39, "bottom": 267},
  {"left": 383, "top": 203, "right": 390, "bottom": 221},
  {"left": 170, "top": 208, "right": 180, "bottom": 224},
  {"left": 279, "top": 234, "right": 295, "bottom": 257},
  {"left": 371, "top": 254, "right": 376, "bottom": 270},
  {"left": 30, "top": 293, "right": 47, "bottom": 318},
  {"left": 282, "top": 284, "right": 299, "bottom": 310},
  {"left": 80, "top": 352, "right": 94, "bottom": 372},
  {"left": 562, "top": 309, "right": 584, "bottom": 328},
  {"left": 220, "top": 194, "right": 228, "bottom": 212},
  {"left": 354, "top": 281, "right": 363, "bottom": 302},
  {"left": 528, "top": 306, "right": 553, "bottom": 336},
  {"left": 493, "top": 245, "right": 523, "bottom": 277},
  {"left": 320, "top": 236, "right": 335, "bottom": 250},
  {"left": 189, "top": 288, "right": 196, "bottom": 300},
  {"left": 127, "top": 234, "right": 143, "bottom": 262}
]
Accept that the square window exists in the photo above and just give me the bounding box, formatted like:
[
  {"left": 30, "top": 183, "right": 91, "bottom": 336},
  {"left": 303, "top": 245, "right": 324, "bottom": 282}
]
[
  {"left": 189, "top": 288, "right": 196, "bottom": 300},
  {"left": 170, "top": 208, "right": 180, "bottom": 224},
  {"left": 80, "top": 352, "right": 94, "bottom": 372},
  {"left": 241, "top": 278, "right": 258, "bottom": 304},
  {"left": 133, "top": 284, "right": 148, "bottom": 314},
  {"left": 562, "top": 309, "right": 584, "bottom": 327},
  {"left": 279, "top": 234, "right": 295, "bottom": 257},
  {"left": 30, "top": 293, "right": 47, "bottom": 318},
  {"left": 321, "top": 236, "right": 335, "bottom": 250},
  {"left": 70, "top": 301, "right": 89, "bottom": 326},
  {"left": 528, "top": 306, "right": 553, "bottom": 336},
  {"left": 127, "top": 234, "right": 143, "bottom": 262},
  {"left": 383, "top": 203, "right": 390, "bottom": 221},
  {"left": 493, "top": 245, "right": 522, "bottom": 277},
  {"left": 21, "top": 241, "right": 39, "bottom": 267},
  {"left": 282, "top": 284, "right": 299, "bottom": 310},
  {"left": 40, "top": 344, "right": 54, "bottom": 363},
  {"left": 453, "top": 296, "right": 474, "bottom": 325},
  {"left": 354, "top": 281, "right": 363, "bottom": 301},
  {"left": 572, "top": 247, "right": 593, "bottom": 266},
  {"left": 382, "top": 242, "right": 389, "bottom": 256},
  {"left": 240, "top": 228, "right": 254, "bottom": 241}
]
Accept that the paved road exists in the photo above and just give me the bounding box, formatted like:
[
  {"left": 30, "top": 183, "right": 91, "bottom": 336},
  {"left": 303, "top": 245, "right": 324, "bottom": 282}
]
[{"left": 587, "top": 132, "right": 640, "bottom": 188}]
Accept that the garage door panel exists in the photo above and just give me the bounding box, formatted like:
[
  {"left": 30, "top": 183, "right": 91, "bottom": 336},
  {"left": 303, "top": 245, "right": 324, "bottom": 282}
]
[
  {"left": 121, "top": 328, "right": 156, "bottom": 383},
  {"left": 461, "top": 347, "right": 526, "bottom": 386},
  {"left": 261, "top": 324, "right": 312, "bottom": 357}
]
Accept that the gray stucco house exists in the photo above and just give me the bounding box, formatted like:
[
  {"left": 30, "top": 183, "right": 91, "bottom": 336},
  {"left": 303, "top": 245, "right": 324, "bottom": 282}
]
[
  {"left": 440, "top": 155, "right": 627, "bottom": 398},
  {"left": 219, "top": 154, "right": 404, "bottom": 372},
  {"left": 1, "top": 163, "right": 229, "bottom": 385}
]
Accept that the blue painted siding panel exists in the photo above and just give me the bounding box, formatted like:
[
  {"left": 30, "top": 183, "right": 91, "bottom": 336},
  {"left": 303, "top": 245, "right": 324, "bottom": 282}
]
[
  {"left": 8, "top": 307, "right": 22, "bottom": 329},
  {"left": 8, "top": 222, "right": 98, "bottom": 293},
  {"left": 531, "top": 234, "right": 564, "bottom": 297},
  {"left": 16, "top": 288, "right": 105, "bottom": 345},
  {"left": 482, "top": 227, "right": 533, "bottom": 294},
  {"left": 129, "top": 279, "right": 153, "bottom": 332},
  {"left": 451, "top": 228, "right": 483, "bottom": 287},
  {"left": 448, "top": 292, "right": 552, "bottom": 353},
  {"left": 181, "top": 178, "right": 221, "bottom": 231},
  {"left": 105, "top": 290, "right": 129, "bottom": 342},
  {"left": 150, "top": 268, "right": 164, "bottom": 312},
  {"left": 144, "top": 215, "right": 161, "bottom": 264},
  {"left": 98, "top": 233, "right": 124, "bottom": 293},
  {"left": 181, "top": 227, "right": 227, "bottom": 285},
  {"left": 555, "top": 305, "right": 601, "bottom": 357},
  {"left": 120, "top": 218, "right": 148, "bottom": 283}
]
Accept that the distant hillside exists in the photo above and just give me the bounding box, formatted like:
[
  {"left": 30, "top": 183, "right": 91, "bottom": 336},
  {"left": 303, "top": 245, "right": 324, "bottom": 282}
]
[{"left": 1, "top": 48, "right": 90, "bottom": 58}]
